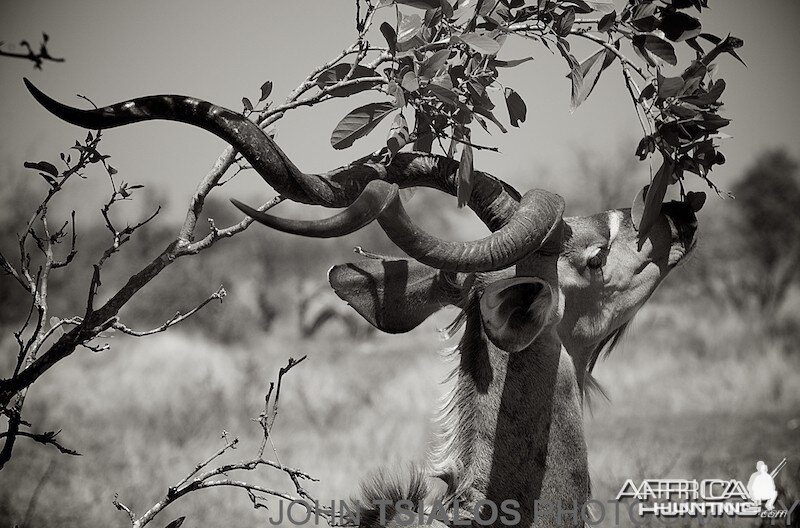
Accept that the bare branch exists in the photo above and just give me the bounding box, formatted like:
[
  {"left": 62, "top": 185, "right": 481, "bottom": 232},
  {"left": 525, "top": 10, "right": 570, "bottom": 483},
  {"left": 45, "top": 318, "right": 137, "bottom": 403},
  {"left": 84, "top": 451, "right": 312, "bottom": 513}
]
[
  {"left": 0, "top": 251, "right": 31, "bottom": 293},
  {"left": 180, "top": 196, "right": 285, "bottom": 256},
  {"left": 0, "top": 429, "right": 80, "bottom": 456},
  {"left": 0, "top": 34, "right": 64, "bottom": 69},
  {"left": 171, "top": 434, "right": 240, "bottom": 492},
  {"left": 113, "top": 493, "right": 136, "bottom": 525},
  {"left": 111, "top": 286, "right": 226, "bottom": 337},
  {"left": 262, "top": 356, "right": 308, "bottom": 448},
  {"left": 116, "top": 357, "right": 317, "bottom": 527},
  {"left": 51, "top": 211, "right": 78, "bottom": 268}
]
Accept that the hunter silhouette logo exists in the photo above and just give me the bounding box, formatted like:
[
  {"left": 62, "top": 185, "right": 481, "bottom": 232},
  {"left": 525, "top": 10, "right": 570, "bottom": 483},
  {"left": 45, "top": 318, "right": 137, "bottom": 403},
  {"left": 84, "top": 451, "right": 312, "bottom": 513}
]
[
  {"left": 616, "top": 456, "right": 794, "bottom": 521},
  {"left": 747, "top": 459, "right": 783, "bottom": 511}
]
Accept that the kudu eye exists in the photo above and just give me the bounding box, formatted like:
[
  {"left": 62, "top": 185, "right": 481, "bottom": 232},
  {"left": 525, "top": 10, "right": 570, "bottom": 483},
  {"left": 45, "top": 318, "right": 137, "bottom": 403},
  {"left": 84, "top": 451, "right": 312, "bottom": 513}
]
[{"left": 586, "top": 249, "right": 604, "bottom": 270}]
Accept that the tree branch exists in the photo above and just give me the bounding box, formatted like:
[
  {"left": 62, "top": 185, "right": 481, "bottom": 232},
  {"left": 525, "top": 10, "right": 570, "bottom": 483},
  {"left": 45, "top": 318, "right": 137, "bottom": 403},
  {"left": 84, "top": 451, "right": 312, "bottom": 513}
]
[
  {"left": 111, "top": 286, "right": 226, "bottom": 337},
  {"left": 0, "top": 428, "right": 80, "bottom": 456},
  {"left": 0, "top": 35, "right": 64, "bottom": 69},
  {"left": 113, "top": 357, "right": 321, "bottom": 528}
]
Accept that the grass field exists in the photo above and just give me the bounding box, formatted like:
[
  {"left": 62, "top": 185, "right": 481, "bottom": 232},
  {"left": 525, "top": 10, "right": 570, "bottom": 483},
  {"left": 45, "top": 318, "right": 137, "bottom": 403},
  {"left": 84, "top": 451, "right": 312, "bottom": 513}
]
[{"left": 0, "top": 285, "right": 798, "bottom": 527}]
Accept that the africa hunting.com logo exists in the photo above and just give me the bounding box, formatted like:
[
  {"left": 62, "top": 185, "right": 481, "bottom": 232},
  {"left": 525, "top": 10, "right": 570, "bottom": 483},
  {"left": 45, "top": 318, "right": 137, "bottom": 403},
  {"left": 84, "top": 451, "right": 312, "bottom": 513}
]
[{"left": 616, "top": 457, "right": 799, "bottom": 524}]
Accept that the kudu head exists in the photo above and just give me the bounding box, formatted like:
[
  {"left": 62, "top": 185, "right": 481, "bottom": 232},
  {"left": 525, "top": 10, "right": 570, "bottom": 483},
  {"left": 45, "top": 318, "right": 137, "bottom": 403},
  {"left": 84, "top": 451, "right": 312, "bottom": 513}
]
[{"left": 25, "top": 79, "right": 701, "bottom": 525}]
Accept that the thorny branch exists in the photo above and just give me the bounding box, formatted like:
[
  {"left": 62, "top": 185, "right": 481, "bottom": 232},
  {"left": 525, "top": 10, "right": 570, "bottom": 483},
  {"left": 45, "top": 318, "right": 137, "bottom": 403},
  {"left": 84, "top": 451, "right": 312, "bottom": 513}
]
[
  {"left": 111, "top": 286, "right": 227, "bottom": 337},
  {"left": 112, "top": 357, "right": 335, "bottom": 528},
  {"left": 0, "top": 428, "right": 80, "bottom": 456},
  {"left": 0, "top": 34, "right": 64, "bottom": 69}
]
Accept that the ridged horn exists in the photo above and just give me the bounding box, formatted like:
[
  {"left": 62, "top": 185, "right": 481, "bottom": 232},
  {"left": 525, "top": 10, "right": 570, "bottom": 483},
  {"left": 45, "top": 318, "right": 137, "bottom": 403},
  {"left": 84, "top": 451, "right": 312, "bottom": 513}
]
[
  {"left": 235, "top": 180, "right": 565, "bottom": 273},
  {"left": 230, "top": 180, "right": 399, "bottom": 238},
  {"left": 24, "top": 79, "right": 521, "bottom": 232}
]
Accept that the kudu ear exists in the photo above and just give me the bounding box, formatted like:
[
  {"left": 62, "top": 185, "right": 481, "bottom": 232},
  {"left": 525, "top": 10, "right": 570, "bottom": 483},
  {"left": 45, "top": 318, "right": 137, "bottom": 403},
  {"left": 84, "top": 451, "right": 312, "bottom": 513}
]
[
  {"left": 328, "top": 259, "right": 463, "bottom": 334},
  {"left": 479, "top": 277, "right": 555, "bottom": 352}
]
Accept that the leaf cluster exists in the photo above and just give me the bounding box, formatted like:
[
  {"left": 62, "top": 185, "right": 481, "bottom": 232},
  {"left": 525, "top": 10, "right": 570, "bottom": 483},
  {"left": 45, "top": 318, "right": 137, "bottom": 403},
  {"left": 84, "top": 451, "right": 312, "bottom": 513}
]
[{"left": 318, "top": 0, "right": 742, "bottom": 234}]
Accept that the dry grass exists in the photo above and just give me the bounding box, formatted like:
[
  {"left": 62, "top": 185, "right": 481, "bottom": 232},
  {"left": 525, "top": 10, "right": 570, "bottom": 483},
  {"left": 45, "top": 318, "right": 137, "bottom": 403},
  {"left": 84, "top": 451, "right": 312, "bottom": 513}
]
[{"left": 0, "top": 296, "right": 798, "bottom": 527}]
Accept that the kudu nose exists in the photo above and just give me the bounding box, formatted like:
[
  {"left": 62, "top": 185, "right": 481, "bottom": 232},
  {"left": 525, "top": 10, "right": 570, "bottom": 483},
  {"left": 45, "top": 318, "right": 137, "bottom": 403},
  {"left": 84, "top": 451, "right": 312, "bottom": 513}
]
[{"left": 662, "top": 200, "right": 699, "bottom": 247}]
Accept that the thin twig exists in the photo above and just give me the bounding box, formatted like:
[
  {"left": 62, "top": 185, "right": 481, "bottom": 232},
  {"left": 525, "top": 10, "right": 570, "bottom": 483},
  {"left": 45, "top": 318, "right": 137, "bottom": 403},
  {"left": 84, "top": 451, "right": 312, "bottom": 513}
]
[
  {"left": 118, "top": 356, "right": 315, "bottom": 527},
  {"left": 0, "top": 35, "right": 64, "bottom": 69},
  {"left": 0, "top": 429, "right": 80, "bottom": 456},
  {"left": 112, "top": 287, "right": 226, "bottom": 337}
]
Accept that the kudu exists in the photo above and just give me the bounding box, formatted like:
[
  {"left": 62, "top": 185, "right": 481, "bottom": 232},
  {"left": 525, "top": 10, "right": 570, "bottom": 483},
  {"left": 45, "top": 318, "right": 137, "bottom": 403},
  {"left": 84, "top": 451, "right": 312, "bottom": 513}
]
[{"left": 25, "top": 80, "right": 701, "bottom": 527}]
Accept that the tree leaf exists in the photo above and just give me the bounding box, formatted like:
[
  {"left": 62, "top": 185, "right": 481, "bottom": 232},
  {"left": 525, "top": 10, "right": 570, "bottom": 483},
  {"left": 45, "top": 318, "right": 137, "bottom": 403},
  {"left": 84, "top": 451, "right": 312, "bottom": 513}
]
[
  {"left": 661, "top": 11, "right": 702, "bottom": 42},
  {"left": 331, "top": 102, "right": 397, "bottom": 150},
  {"left": 317, "top": 64, "right": 382, "bottom": 97},
  {"left": 413, "top": 111, "right": 434, "bottom": 152},
  {"left": 467, "top": 80, "right": 493, "bottom": 110},
  {"left": 639, "top": 83, "right": 657, "bottom": 101},
  {"left": 473, "top": 105, "right": 508, "bottom": 133},
  {"left": 632, "top": 35, "right": 677, "bottom": 66},
  {"left": 597, "top": 10, "right": 616, "bottom": 32},
  {"left": 439, "top": 0, "right": 454, "bottom": 18},
  {"left": 395, "top": 0, "right": 441, "bottom": 9},
  {"left": 635, "top": 135, "right": 656, "bottom": 160},
  {"left": 657, "top": 72, "right": 685, "bottom": 99},
  {"left": 568, "top": 48, "right": 614, "bottom": 108},
  {"left": 397, "top": 13, "right": 424, "bottom": 44},
  {"left": 242, "top": 97, "right": 253, "bottom": 111},
  {"left": 164, "top": 517, "right": 186, "bottom": 528},
  {"left": 634, "top": 158, "right": 674, "bottom": 237},
  {"left": 698, "top": 113, "right": 730, "bottom": 131},
  {"left": 555, "top": 7, "right": 575, "bottom": 37},
  {"left": 584, "top": 0, "right": 615, "bottom": 13},
  {"left": 452, "top": 33, "right": 501, "bottom": 55},
  {"left": 630, "top": 3, "right": 659, "bottom": 31},
  {"left": 380, "top": 22, "right": 397, "bottom": 54},
  {"left": 387, "top": 114, "right": 410, "bottom": 161},
  {"left": 387, "top": 80, "right": 406, "bottom": 108},
  {"left": 426, "top": 84, "right": 467, "bottom": 111},
  {"left": 259, "top": 81, "right": 273, "bottom": 102},
  {"left": 504, "top": 87, "right": 526, "bottom": 127},
  {"left": 631, "top": 184, "right": 647, "bottom": 230},
  {"left": 431, "top": 73, "right": 454, "bottom": 91},
  {"left": 491, "top": 56, "right": 534, "bottom": 68},
  {"left": 682, "top": 79, "right": 726, "bottom": 106},
  {"left": 457, "top": 142, "right": 474, "bottom": 207},
  {"left": 479, "top": 0, "right": 511, "bottom": 20},
  {"left": 561, "top": 0, "right": 594, "bottom": 14},
  {"left": 24, "top": 160, "right": 59, "bottom": 177},
  {"left": 417, "top": 49, "right": 450, "bottom": 80},
  {"left": 401, "top": 71, "right": 420, "bottom": 92},
  {"left": 39, "top": 173, "right": 57, "bottom": 187}
]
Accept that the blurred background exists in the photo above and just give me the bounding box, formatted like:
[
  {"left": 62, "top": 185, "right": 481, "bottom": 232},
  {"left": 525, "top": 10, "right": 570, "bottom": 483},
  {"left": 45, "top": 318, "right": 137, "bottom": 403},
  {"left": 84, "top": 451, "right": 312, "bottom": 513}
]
[{"left": 0, "top": 1, "right": 798, "bottom": 526}]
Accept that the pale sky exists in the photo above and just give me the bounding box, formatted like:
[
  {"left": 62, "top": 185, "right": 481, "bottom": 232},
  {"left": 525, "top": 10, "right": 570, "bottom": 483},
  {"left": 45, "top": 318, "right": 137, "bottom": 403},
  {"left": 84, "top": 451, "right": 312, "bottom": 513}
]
[{"left": 1, "top": 0, "right": 798, "bottom": 224}]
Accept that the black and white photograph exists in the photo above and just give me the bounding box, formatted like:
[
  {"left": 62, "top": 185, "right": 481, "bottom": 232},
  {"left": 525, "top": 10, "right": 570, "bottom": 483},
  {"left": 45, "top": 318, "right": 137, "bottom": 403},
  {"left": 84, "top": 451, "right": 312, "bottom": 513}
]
[{"left": 0, "top": 1, "right": 798, "bottom": 526}]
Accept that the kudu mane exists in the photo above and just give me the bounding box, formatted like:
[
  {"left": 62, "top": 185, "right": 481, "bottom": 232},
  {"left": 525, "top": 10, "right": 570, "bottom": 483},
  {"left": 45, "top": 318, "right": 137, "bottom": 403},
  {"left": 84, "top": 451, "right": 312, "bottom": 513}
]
[{"left": 430, "top": 292, "right": 485, "bottom": 500}]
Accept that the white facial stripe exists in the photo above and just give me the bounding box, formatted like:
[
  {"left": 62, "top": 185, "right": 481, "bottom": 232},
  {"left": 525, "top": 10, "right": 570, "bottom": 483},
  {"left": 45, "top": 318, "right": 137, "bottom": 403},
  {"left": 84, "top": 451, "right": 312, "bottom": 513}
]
[{"left": 607, "top": 210, "right": 623, "bottom": 246}]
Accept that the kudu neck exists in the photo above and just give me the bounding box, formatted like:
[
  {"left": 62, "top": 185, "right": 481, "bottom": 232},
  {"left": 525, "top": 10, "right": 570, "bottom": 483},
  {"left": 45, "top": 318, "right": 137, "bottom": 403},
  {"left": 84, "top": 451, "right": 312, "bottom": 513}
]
[{"left": 435, "top": 306, "right": 588, "bottom": 527}]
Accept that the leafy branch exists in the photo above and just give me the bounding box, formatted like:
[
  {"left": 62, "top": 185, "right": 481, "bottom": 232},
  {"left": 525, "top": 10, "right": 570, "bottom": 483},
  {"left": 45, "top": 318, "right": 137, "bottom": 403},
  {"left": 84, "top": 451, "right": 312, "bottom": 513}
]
[{"left": 317, "top": 0, "right": 743, "bottom": 237}]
